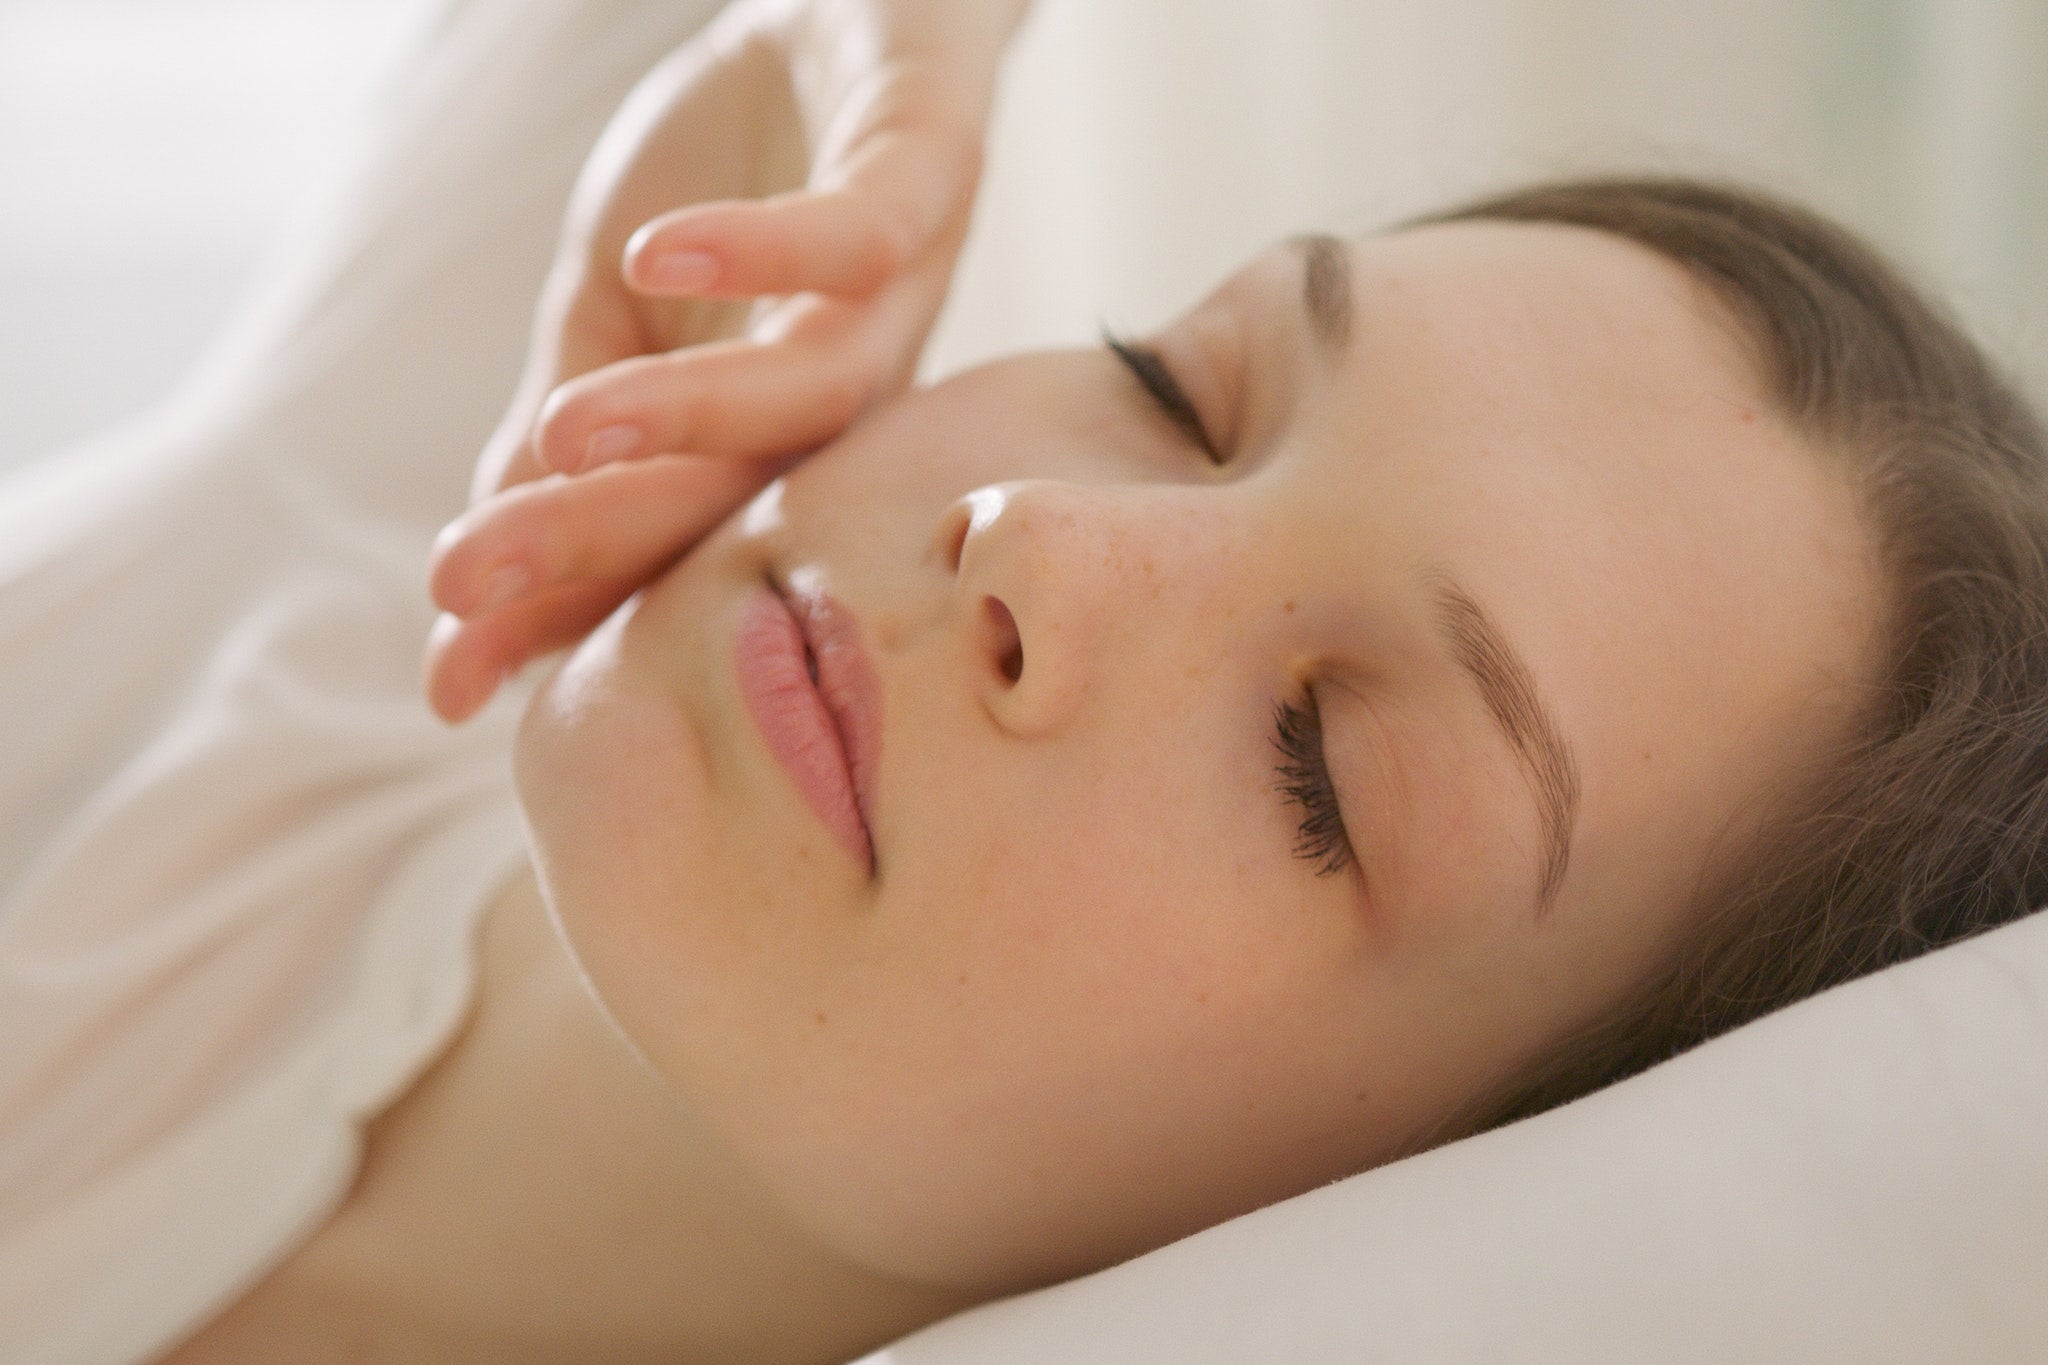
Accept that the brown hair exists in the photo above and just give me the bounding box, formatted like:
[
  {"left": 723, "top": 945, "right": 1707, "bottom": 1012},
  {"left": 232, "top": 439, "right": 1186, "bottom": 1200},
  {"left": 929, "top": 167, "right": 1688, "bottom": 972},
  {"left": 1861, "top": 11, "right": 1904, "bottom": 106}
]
[{"left": 1423, "top": 177, "right": 2048, "bottom": 1131}]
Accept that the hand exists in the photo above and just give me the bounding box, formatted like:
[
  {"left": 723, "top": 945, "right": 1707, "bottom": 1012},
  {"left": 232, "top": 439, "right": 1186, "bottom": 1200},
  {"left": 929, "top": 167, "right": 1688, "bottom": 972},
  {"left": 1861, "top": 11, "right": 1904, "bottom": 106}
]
[{"left": 424, "top": 0, "right": 1028, "bottom": 722}]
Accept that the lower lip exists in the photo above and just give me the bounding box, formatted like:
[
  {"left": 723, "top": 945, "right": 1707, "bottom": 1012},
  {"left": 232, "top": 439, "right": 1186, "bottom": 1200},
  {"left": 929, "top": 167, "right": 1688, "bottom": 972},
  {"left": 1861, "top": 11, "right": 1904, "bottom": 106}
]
[{"left": 732, "top": 585, "right": 873, "bottom": 871}]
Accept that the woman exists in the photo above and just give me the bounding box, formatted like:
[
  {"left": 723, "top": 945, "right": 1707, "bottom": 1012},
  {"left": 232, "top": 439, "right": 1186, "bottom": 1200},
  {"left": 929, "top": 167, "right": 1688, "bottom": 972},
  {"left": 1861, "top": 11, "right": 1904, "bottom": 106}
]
[{"left": 5, "top": 2, "right": 2044, "bottom": 1362}]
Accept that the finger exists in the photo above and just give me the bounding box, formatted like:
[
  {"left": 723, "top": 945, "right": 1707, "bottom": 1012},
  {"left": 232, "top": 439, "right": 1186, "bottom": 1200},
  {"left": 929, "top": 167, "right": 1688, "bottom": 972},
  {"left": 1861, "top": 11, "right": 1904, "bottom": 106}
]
[
  {"left": 473, "top": 259, "right": 653, "bottom": 501},
  {"left": 471, "top": 400, "right": 547, "bottom": 505},
  {"left": 623, "top": 116, "right": 980, "bottom": 300},
  {"left": 623, "top": 188, "right": 903, "bottom": 299},
  {"left": 429, "top": 454, "right": 772, "bottom": 618},
  {"left": 424, "top": 578, "right": 636, "bottom": 723},
  {"left": 531, "top": 315, "right": 874, "bottom": 474}
]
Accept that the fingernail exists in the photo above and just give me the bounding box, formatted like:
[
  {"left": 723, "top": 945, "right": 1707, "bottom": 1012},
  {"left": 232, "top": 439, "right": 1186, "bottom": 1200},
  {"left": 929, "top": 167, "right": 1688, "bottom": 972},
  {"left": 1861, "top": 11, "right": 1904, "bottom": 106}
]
[
  {"left": 585, "top": 423, "right": 641, "bottom": 467},
  {"left": 644, "top": 249, "right": 718, "bottom": 291},
  {"left": 479, "top": 563, "right": 531, "bottom": 612}
]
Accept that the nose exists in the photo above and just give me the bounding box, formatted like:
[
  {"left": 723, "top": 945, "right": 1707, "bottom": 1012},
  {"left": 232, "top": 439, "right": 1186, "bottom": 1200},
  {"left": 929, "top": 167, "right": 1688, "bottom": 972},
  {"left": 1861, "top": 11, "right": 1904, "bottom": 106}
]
[{"left": 932, "top": 480, "right": 1181, "bottom": 736}]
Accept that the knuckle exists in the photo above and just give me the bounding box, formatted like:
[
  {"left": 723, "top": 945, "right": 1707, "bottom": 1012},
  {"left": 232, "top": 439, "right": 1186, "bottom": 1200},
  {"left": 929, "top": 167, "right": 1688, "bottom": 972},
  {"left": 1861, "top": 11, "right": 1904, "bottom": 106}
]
[
  {"left": 757, "top": 227, "right": 807, "bottom": 286},
  {"left": 805, "top": 363, "right": 873, "bottom": 432},
  {"left": 534, "top": 384, "right": 588, "bottom": 446},
  {"left": 667, "top": 380, "right": 715, "bottom": 447},
  {"left": 852, "top": 201, "right": 912, "bottom": 280},
  {"left": 830, "top": 178, "right": 925, "bottom": 279}
]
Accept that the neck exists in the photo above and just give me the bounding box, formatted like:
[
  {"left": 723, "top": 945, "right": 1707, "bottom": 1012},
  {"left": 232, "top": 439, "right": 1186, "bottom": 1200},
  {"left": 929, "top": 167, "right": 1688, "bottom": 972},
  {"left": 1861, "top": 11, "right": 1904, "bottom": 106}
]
[{"left": 237, "top": 867, "right": 984, "bottom": 1362}]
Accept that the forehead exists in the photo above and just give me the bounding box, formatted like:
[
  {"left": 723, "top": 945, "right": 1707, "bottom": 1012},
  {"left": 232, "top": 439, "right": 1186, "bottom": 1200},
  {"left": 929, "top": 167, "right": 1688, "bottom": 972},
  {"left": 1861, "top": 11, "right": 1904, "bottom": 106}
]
[
  {"left": 1317, "top": 221, "right": 1798, "bottom": 588},
  {"left": 1346, "top": 218, "right": 1756, "bottom": 411},
  {"left": 1281, "top": 219, "right": 1879, "bottom": 933}
]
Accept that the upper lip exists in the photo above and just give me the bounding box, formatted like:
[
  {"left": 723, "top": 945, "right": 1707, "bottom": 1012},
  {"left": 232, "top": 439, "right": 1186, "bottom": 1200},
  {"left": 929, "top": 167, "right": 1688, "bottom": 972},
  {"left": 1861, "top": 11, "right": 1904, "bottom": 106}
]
[{"left": 775, "top": 575, "right": 884, "bottom": 852}]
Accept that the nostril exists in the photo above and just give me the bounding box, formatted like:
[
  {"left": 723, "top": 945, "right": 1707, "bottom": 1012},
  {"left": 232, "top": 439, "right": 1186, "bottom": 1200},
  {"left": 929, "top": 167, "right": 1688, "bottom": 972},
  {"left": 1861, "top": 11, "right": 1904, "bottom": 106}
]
[{"left": 982, "top": 596, "right": 1023, "bottom": 683}]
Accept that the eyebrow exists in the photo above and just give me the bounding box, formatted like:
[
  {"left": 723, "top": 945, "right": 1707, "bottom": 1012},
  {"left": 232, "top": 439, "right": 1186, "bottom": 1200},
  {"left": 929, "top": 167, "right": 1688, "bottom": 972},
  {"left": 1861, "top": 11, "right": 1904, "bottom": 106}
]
[
  {"left": 1422, "top": 571, "right": 1582, "bottom": 917},
  {"left": 1289, "top": 232, "right": 1354, "bottom": 353},
  {"left": 1285, "top": 237, "right": 1578, "bottom": 912}
]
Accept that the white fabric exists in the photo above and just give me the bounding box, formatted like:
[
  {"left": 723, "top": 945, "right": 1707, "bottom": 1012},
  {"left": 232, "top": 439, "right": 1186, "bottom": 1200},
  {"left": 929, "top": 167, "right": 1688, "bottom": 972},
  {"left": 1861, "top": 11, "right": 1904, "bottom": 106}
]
[{"left": 0, "top": 2, "right": 726, "bottom": 1360}]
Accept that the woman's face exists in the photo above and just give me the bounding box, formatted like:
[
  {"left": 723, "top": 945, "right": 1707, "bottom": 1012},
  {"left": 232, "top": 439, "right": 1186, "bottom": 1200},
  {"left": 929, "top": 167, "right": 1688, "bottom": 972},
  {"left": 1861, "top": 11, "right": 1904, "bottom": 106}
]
[{"left": 515, "top": 220, "right": 1879, "bottom": 1290}]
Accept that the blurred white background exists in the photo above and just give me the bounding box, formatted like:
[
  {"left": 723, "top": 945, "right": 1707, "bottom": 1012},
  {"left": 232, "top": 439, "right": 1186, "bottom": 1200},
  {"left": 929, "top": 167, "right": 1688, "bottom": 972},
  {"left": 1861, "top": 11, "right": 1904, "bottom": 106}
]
[
  {"left": 935, "top": 0, "right": 2047, "bottom": 403},
  {"left": 3, "top": 0, "right": 2044, "bottom": 475},
  {"left": 0, "top": 0, "right": 433, "bottom": 471}
]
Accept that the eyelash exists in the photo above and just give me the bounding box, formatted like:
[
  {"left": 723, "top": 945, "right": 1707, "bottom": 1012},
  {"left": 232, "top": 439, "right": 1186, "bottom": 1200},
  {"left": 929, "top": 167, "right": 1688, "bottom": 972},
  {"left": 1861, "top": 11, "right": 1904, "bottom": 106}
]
[
  {"left": 1272, "top": 693, "right": 1354, "bottom": 878},
  {"left": 1102, "top": 327, "right": 1224, "bottom": 464}
]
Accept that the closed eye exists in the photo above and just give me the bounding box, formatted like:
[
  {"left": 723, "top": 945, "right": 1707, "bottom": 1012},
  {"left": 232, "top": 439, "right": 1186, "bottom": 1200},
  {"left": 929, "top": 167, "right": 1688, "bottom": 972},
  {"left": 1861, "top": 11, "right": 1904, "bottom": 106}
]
[{"left": 1102, "top": 326, "right": 1223, "bottom": 464}]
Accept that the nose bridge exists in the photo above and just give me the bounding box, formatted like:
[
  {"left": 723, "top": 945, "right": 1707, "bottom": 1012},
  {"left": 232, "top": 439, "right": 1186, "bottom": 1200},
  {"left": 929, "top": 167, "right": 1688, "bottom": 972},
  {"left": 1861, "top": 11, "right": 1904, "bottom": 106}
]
[{"left": 960, "top": 477, "right": 1216, "bottom": 605}]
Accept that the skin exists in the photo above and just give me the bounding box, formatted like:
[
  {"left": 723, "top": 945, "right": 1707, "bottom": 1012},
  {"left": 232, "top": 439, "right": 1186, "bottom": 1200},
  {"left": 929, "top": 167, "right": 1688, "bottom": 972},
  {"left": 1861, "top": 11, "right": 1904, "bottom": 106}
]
[
  {"left": 170, "top": 218, "right": 1881, "bottom": 1362},
  {"left": 512, "top": 218, "right": 1884, "bottom": 1298}
]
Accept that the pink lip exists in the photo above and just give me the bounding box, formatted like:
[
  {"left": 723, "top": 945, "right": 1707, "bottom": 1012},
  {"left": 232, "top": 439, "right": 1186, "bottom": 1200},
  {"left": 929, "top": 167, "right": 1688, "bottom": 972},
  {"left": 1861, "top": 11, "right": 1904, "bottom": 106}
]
[{"left": 732, "top": 581, "right": 881, "bottom": 873}]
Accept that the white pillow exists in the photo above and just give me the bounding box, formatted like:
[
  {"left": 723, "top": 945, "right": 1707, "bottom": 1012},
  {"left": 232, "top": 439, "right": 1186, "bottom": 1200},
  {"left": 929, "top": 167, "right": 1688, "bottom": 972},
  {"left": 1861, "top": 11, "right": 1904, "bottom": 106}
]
[{"left": 861, "top": 908, "right": 2048, "bottom": 1363}]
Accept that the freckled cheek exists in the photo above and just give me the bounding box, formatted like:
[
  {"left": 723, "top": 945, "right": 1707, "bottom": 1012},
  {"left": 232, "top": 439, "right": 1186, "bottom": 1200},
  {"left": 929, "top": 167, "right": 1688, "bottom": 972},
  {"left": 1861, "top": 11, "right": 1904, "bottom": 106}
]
[{"left": 885, "top": 759, "right": 1285, "bottom": 1035}]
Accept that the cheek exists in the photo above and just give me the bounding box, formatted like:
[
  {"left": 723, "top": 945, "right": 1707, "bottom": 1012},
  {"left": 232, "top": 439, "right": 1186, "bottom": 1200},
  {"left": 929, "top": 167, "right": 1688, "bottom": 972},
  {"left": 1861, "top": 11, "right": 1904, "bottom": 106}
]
[
  {"left": 511, "top": 628, "right": 730, "bottom": 1067},
  {"left": 513, "top": 616, "right": 702, "bottom": 984},
  {"left": 733, "top": 753, "right": 1379, "bottom": 1290},
  {"left": 878, "top": 690, "right": 1295, "bottom": 1022}
]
